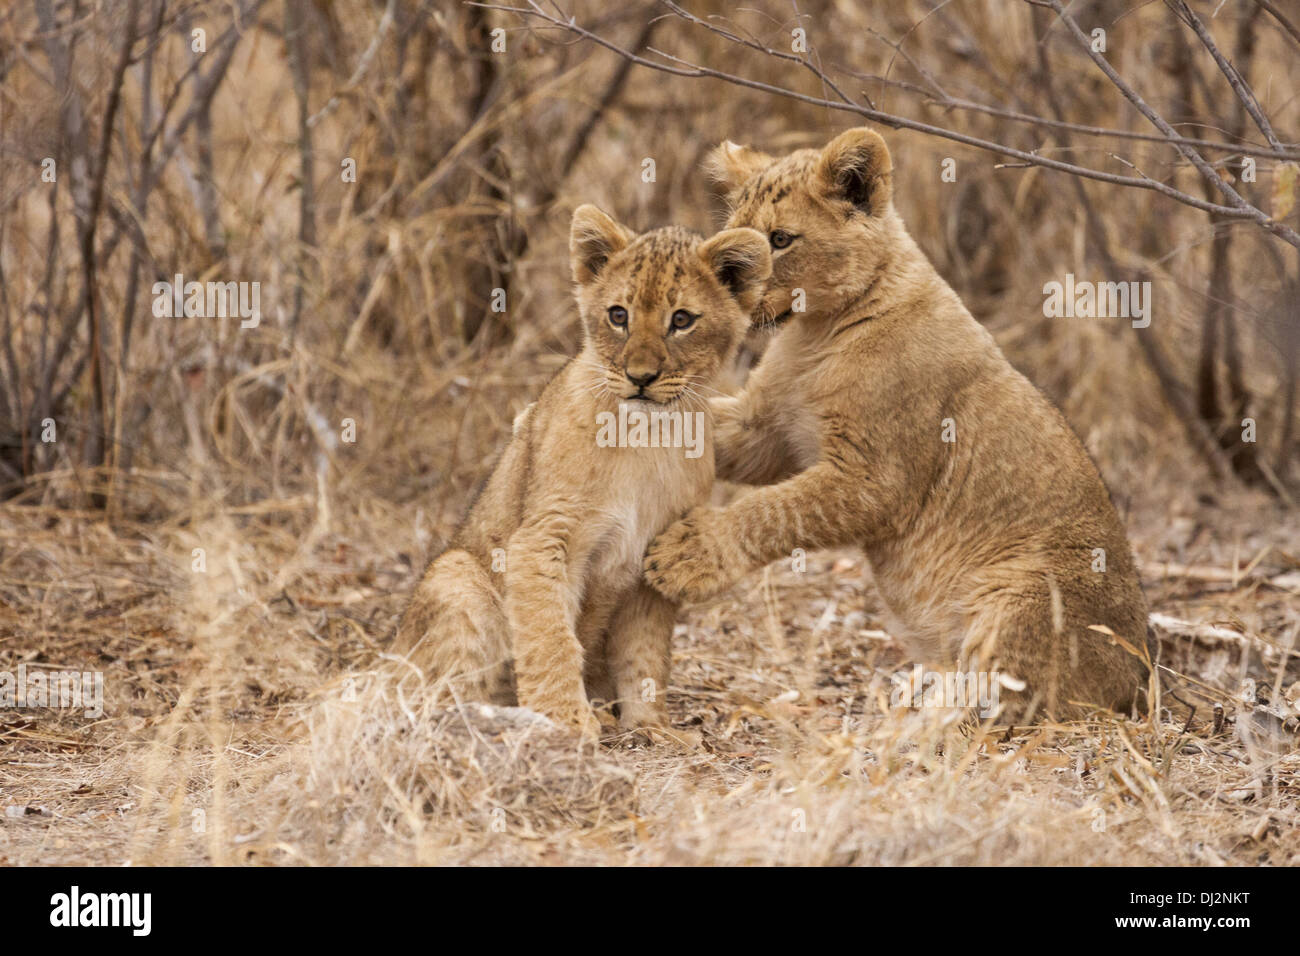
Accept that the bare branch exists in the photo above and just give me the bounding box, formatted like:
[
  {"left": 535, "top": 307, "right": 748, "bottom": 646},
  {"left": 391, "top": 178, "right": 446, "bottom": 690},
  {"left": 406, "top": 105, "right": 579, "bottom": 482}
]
[
  {"left": 1168, "top": 0, "right": 1284, "bottom": 153},
  {"left": 478, "top": 0, "right": 1300, "bottom": 247},
  {"left": 1256, "top": 0, "right": 1300, "bottom": 50},
  {"left": 1036, "top": 0, "right": 1299, "bottom": 252},
  {"left": 658, "top": 0, "right": 857, "bottom": 107},
  {"left": 846, "top": 73, "right": 1298, "bottom": 162},
  {"left": 79, "top": 0, "right": 140, "bottom": 475}
]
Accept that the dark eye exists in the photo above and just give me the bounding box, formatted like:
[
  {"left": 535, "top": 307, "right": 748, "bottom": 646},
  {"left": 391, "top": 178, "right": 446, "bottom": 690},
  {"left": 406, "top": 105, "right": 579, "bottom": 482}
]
[
  {"left": 670, "top": 309, "right": 697, "bottom": 331},
  {"left": 770, "top": 230, "right": 797, "bottom": 250},
  {"left": 607, "top": 306, "right": 628, "bottom": 329}
]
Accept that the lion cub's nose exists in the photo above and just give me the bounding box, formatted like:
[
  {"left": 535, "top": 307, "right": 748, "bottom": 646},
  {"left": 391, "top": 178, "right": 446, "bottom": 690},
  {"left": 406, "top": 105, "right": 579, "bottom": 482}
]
[{"left": 625, "top": 369, "right": 660, "bottom": 389}]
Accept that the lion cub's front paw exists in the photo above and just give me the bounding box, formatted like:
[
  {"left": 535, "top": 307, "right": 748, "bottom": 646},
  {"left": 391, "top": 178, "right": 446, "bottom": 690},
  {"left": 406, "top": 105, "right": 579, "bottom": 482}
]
[
  {"left": 644, "top": 507, "right": 741, "bottom": 604},
  {"left": 592, "top": 702, "right": 621, "bottom": 737},
  {"left": 571, "top": 704, "right": 604, "bottom": 744},
  {"left": 527, "top": 695, "right": 603, "bottom": 744}
]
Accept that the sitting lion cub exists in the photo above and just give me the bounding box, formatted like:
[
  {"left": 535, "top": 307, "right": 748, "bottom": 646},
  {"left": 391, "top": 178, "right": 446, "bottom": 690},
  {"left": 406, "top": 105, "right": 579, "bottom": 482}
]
[
  {"left": 645, "top": 128, "right": 1152, "bottom": 720},
  {"left": 394, "top": 205, "right": 770, "bottom": 741}
]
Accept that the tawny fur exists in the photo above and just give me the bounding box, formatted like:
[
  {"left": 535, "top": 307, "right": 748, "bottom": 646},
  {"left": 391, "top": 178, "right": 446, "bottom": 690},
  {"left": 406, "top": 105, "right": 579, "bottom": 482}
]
[
  {"left": 393, "top": 205, "right": 770, "bottom": 740},
  {"left": 644, "top": 128, "right": 1152, "bottom": 720}
]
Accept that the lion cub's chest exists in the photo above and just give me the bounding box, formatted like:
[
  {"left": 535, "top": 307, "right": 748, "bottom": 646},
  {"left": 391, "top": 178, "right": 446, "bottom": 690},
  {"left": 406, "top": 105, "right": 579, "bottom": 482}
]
[
  {"left": 577, "top": 445, "right": 712, "bottom": 591},
  {"left": 754, "top": 324, "right": 837, "bottom": 471}
]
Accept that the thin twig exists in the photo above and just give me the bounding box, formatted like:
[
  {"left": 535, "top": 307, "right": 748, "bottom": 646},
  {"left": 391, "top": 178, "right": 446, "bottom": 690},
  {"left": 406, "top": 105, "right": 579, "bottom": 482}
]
[
  {"left": 1167, "top": 0, "right": 1283, "bottom": 153},
  {"left": 477, "top": 0, "right": 1300, "bottom": 247}
]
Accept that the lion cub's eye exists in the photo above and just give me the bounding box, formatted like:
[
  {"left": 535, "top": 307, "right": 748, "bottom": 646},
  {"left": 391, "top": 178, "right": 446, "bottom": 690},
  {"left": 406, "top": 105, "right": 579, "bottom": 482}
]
[
  {"left": 670, "top": 309, "right": 698, "bottom": 332},
  {"left": 769, "top": 230, "right": 797, "bottom": 250},
  {"left": 607, "top": 306, "right": 628, "bottom": 329}
]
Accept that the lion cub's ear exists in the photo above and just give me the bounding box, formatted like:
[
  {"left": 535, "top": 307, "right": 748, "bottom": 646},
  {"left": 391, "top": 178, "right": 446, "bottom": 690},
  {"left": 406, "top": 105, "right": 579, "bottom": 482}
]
[
  {"left": 571, "top": 204, "right": 635, "bottom": 286},
  {"left": 704, "top": 140, "right": 776, "bottom": 194},
  {"left": 816, "top": 127, "right": 893, "bottom": 216},
  {"left": 698, "top": 227, "right": 772, "bottom": 314}
]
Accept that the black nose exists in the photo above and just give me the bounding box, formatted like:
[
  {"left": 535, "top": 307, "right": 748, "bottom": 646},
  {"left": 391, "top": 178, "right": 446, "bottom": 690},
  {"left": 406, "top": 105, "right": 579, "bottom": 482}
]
[{"left": 626, "top": 370, "right": 659, "bottom": 389}]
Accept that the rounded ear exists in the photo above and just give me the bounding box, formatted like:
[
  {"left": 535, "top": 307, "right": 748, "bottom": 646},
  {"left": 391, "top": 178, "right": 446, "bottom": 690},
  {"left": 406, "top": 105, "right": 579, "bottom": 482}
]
[
  {"left": 816, "top": 127, "right": 892, "bottom": 215},
  {"left": 570, "top": 204, "right": 634, "bottom": 285},
  {"left": 698, "top": 227, "right": 772, "bottom": 314},
  {"left": 703, "top": 140, "right": 776, "bottom": 194}
]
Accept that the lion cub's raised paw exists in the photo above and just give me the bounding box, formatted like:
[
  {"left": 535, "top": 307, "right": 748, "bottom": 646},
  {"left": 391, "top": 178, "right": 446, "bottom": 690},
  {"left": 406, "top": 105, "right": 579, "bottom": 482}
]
[{"left": 644, "top": 506, "right": 739, "bottom": 604}]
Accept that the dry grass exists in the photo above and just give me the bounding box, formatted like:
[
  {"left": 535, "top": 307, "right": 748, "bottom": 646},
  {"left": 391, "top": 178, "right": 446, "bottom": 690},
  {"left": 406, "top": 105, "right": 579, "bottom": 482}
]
[
  {"left": 2, "top": 502, "right": 1297, "bottom": 866},
  {"left": 1, "top": 0, "right": 1298, "bottom": 865}
]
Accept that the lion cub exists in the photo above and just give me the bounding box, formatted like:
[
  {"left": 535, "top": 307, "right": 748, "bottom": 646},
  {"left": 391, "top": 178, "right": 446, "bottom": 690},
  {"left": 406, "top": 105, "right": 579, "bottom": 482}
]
[
  {"left": 645, "top": 128, "right": 1151, "bottom": 720},
  {"left": 394, "top": 206, "right": 770, "bottom": 741}
]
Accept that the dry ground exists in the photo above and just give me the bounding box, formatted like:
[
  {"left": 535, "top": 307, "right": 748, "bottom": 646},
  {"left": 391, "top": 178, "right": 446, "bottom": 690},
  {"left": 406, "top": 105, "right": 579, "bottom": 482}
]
[{"left": 1, "top": 475, "right": 1297, "bottom": 866}]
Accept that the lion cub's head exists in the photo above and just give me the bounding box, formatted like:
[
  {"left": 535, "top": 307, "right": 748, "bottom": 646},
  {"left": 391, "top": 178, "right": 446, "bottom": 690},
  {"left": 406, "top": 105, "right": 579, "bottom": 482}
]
[
  {"left": 570, "top": 205, "right": 771, "bottom": 405},
  {"left": 705, "top": 127, "right": 899, "bottom": 328}
]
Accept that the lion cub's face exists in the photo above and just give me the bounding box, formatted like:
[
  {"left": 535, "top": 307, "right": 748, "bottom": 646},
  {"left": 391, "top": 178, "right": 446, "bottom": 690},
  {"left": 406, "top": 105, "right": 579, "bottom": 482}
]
[
  {"left": 570, "top": 206, "right": 771, "bottom": 405},
  {"left": 705, "top": 128, "right": 897, "bottom": 327}
]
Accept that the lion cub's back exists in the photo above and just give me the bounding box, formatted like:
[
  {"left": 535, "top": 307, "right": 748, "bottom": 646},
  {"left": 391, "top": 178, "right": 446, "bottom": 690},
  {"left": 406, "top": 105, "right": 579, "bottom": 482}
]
[{"left": 448, "top": 360, "right": 587, "bottom": 566}]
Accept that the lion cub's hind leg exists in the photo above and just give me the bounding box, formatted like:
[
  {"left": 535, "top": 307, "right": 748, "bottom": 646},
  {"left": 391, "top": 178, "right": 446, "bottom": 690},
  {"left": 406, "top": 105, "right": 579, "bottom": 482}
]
[
  {"left": 605, "top": 583, "right": 699, "bottom": 746},
  {"left": 961, "top": 591, "right": 1148, "bottom": 723},
  {"left": 576, "top": 580, "right": 626, "bottom": 735},
  {"left": 392, "top": 549, "right": 513, "bottom": 705}
]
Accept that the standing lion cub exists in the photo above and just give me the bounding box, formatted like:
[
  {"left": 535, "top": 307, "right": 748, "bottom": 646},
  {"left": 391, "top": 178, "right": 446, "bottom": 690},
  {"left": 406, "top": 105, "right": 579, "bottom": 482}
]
[
  {"left": 394, "top": 205, "right": 770, "bottom": 740},
  {"left": 644, "top": 128, "right": 1152, "bottom": 719}
]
